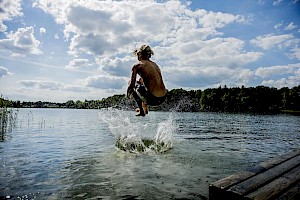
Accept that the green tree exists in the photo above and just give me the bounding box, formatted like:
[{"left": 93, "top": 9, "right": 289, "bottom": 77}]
[{"left": 66, "top": 100, "right": 75, "bottom": 108}]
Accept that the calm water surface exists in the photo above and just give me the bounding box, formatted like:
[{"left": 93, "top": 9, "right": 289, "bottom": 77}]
[{"left": 0, "top": 108, "right": 299, "bottom": 199}]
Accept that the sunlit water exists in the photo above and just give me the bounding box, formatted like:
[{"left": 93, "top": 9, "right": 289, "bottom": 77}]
[{"left": 0, "top": 108, "right": 299, "bottom": 199}]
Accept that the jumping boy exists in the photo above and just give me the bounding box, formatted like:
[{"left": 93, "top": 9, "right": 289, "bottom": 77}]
[{"left": 127, "top": 45, "right": 167, "bottom": 116}]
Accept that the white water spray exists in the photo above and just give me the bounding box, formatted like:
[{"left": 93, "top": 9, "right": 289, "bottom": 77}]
[{"left": 100, "top": 109, "right": 176, "bottom": 153}]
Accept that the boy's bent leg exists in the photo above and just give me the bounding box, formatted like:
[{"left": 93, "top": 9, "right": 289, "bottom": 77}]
[
  {"left": 132, "top": 91, "right": 145, "bottom": 116},
  {"left": 142, "top": 102, "right": 148, "bottom": 114}
]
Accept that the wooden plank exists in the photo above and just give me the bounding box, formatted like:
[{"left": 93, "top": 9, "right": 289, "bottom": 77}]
[
  {"left": 209, "top": 149, "right": 300, "bottom": 200},
  {"left": 276, "top": 181, "right": 300, "bottom": 200},
  {"left": 210, "top": 149, "right": 300, "bottom": 191},
  {"left": 246, "top": 166, "right": 300, "bottom": 200},
  {"left": 209, "top": 172, "right": 256, "bottom": 200},
  {"left": 249, "top": 149, "right": 300, "bottom": 174},
  {"left": 209, "top": 171, "right": 255, "bottom": 200},
  {"left": 210, "top": 171, "right": 256, "bottom": 190},
  {"left": 228, "top": 155, "right": 300, "bottom": 196}
]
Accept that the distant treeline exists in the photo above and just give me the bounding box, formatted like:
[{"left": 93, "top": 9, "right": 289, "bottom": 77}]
[
  {"left": 163, "top": 85, "right": 300, "bottom": 114},
  {"left": 0, "top": 95, "right": 126, "bottom": 110},
  {"left": 1, "top": 85, "right": 299, "bottom": 114}
]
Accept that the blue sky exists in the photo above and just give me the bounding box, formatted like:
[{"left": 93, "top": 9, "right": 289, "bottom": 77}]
[{"left": 0, "top": 0, "right": 299, "bottom": 102}]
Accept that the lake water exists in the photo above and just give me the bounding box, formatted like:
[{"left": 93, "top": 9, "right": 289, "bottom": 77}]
[{"left": 0, "top": 108, "right": 299, "bottom": 199}]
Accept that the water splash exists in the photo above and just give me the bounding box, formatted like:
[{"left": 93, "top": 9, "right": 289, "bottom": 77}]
[{"left": 100, "top": 109, "right": 176, "bottom": 153}]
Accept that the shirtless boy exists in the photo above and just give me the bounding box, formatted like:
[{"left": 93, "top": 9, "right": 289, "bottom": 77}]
[{"left": 127, "top": 45, "right": 167, "bottom": 116}]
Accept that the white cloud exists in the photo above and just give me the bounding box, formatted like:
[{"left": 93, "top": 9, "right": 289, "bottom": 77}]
[
  {"left": 291, "top": 48, "right": 300, "bottom": 60},
  {"left": 164, "top": 67, "right": 225, "bottom": 88},
  {"left": 273, "top": 0, "right": 283, "bottom": 6},
  {"left": 198, "top": 10, "right": 246, "bottom": 29},
  {"left": 133, "top": 3, "right": 174, "bottom": 38},
  {"left": 274, "top": 22, "right": 298, "bottom": 31},
  {"left": 61, "top": 85, "right": 89, "bottom": 92},
  {"left": 54, "top": 33, "right": 60, "bottom": 39},
  {"left": 33, "top": 0, "right": 249, "bottom": 57},
  {"left": 19, "top": 79, "right": 90, "bottom": 93},
  {"left": 31, "top": 0, "right": 263, "bottom": 89},
  {"left": 67, "top": 5, "right": 131, "bottom": 36},
  {"left": 19, "top": 80, "right": 62, "bottom": 90},
  {"left": 250, "top": 34, "right": 298, "bottom": 50},
  {"left": 255, "top": 63, "right": 300, "bottom": 78},
  {"left": 32, "top": 0, "right": 70, "bottom": 24},
  {"left": 96, "top": 56, "right": 134, "bottom": 77},
  {"left": 274, "top": 22, "right": 282, "bottom": 30},
  {"left": 84, "top": 75, "right": 126, "bottom": 90},
  {"left": 0, "top": 0, "right": 23, "bottom": 32},
  {"left": 38, "top": 81, "right": 62, "bottom": 90},
  {"left": 0, "top": 26, "right": 42, "bottom": 56},
  {"left": 39, "top": 27, "right": 46, "bottom": 34},
  {"left": 284, "top": 22, "right": 297, "bottom": 31},
  {"left": 261, "top": 75, "right": 300, "bottom": 88},
  {"left": 158, "top": 37, "right": 262, "bottom": 68},
  {"left": 65, "top": 58, "right": 91, "bottom": 69},
  {"left": 18, "top": 80, "right": 37, "bottom": 87},
  {"left": 256, "top": 63, "right": 300, "bottom": 88},
  {"left": 68, "top": 33, "right": 115, "bottom": 56},
  {"left": 0, "top": 66, "right": 12, "bottom": 77},
  {"left": 164, "top": 66, "right": 254, "bottom": 88}
]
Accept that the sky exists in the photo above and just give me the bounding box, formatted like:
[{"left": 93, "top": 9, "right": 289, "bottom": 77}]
[{"left": 0, "top": 0, "right": 300, "bottom": 102}]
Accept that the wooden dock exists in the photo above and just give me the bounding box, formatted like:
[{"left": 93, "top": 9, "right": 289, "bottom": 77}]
[{"left": 209, "top": 149, "right": 300, "bottom": 200}]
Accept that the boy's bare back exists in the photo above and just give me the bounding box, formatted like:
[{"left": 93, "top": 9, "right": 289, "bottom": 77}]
[{"left": 133, "top": 60, "right": 166, "bottom": 97}]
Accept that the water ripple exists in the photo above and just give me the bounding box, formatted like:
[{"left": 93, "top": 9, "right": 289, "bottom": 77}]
[{"left": 0, "top": 109, "right": 299, "bottom": 199}]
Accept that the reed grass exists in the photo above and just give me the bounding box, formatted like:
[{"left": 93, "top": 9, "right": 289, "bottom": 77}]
[{"left": 0, "top": 107, "right": 18, "bottom": 141}]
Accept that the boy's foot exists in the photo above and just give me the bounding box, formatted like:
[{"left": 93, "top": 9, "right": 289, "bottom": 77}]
[
  {"left": 135, "top": 108, "right": 147, "bottom": 115},
  {"left": 135, "top": 112, "right": 145, "bottom": 117}
]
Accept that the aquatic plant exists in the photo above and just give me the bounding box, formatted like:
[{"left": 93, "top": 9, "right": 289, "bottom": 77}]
[{"left": 0, "top": 107, "right": 18, "bottom": 141}]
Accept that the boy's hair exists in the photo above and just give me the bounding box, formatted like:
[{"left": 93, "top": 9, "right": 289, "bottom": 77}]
[{"left": 133, "top": 45, "right": 154, "bottom": 59}]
